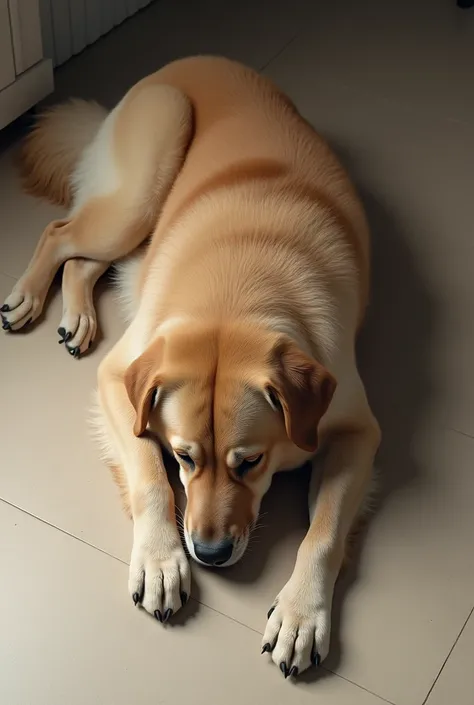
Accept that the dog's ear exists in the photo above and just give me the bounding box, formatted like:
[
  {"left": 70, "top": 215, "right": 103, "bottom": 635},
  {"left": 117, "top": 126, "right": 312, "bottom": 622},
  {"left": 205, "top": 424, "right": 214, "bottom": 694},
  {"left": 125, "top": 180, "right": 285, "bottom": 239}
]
[
  {"left": 124, "top": 337, "right": 165, "bottom": 437},
  {"left": 265, "top": 338, "right": 336, "bottom": 452}
]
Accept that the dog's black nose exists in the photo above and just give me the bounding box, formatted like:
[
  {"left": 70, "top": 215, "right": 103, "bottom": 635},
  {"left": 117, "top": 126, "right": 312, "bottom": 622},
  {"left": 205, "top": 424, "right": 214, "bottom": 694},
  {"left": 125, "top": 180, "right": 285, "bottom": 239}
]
[{"left": 193, "top": 539, "right": 233, "bottom": 566}]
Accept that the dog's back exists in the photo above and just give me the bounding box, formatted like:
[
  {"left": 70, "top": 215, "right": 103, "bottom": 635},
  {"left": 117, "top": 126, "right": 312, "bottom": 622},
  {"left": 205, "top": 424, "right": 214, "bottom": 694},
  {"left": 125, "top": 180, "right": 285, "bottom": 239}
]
[
  {"left": 147, "top": 57, "right": 369, "bottom": 270},
  {"left": 20, "top": 57, "right": 368, "bottom": 283}
]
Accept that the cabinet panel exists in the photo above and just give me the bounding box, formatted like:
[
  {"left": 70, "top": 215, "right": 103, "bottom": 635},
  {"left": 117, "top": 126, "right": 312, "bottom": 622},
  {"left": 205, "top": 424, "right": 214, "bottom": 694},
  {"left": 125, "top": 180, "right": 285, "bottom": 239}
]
[
  {"left": 0, "top": 1, "right": 16, "bottom": 90},
  {"left": 0, "top": 58, "right": 53, "bottom": 130},
  {"left": 8, "top": 0, "right": 44, "bottom": 75}
]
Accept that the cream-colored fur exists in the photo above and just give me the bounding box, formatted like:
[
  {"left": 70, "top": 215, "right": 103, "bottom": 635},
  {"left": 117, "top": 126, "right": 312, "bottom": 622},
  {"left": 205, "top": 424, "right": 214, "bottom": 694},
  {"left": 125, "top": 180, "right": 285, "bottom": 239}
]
[{"left": 3, "top": 56, "right": 380, "bottom": 678}]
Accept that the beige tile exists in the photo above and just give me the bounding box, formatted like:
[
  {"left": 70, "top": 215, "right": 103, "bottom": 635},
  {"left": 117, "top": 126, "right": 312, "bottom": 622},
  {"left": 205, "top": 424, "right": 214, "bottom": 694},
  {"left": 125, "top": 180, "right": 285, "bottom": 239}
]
[
  {"left": 289, "top": 0, "right": 474, "bottom": 125},
  {"left": 0, "top": 499, "right": 388, "bottom": 705},
  {"left": 426, "top": 610, "right": 474, "bottom": 705},
  {"left": 0, "top": 271, "right": 130, "bottom": 557}
]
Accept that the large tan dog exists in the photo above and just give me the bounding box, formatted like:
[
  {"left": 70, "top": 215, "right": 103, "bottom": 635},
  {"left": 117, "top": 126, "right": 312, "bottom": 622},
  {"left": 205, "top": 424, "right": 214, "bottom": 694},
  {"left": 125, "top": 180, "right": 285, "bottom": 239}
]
[{"left": 2, "top": 56, "right": 380, "bottom": 678}]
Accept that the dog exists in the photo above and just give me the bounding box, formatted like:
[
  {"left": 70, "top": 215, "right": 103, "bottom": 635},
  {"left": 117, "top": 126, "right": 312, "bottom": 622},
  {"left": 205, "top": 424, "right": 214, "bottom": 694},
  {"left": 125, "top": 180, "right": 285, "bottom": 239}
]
[{"left": 2, "top": 56, "right": 380, "bottom": 678}]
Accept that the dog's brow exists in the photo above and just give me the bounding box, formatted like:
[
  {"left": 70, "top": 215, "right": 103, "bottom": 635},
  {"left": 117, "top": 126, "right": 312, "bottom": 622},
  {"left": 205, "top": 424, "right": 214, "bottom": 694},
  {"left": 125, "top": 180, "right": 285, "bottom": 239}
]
[
  {"left": 170, "top": 436, "right": 196, "bottom": 455},
  {"left": 227, "top": 447, "right": 261, "bottom": 467},
  {"left": 227, "top": 450, "right": 242, "bottom": 467}
]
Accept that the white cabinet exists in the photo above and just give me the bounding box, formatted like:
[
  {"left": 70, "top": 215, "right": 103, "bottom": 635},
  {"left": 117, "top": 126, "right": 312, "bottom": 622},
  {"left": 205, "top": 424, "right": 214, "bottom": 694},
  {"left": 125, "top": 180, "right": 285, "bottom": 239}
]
[{"left": 0, "top": 0, "right": 53, "bottom": 129}]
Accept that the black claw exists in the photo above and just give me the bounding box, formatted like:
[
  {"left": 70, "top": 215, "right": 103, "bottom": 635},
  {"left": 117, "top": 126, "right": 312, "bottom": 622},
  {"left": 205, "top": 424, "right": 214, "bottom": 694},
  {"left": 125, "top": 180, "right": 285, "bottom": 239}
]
[
  {"left": 25, "top": 318, "right": 32, "bottom": 327},
  {"left": 311, "top": 651, "right": 321, "bottom": 667},
  {"left": 163, "top": 608, "right": 173, "bottom": 623},
  {"left": 64, "top": 331, "right": 72, "bottom": 343},
  {"left": 132, "top": 592, "right": 140, "bottom": 606},
  {"left": 2, "top": 318, "right": 11, "bottom": 331},
  {"left": 1, "top": 304, "right": 10, "bottom": 312},
  {"left": 289, "top": 666, "right": 298, "bottom": 678},
  {"left": 261, "top": 643, "right": 272, "bottom": 654},
  {"left": 154, "top": 610, "right": 163, "bottom": 623},
  {"left": 67, "top": 345, "right": 80, "bottom": 358},
  {"left": 57, "top": 328, "right": 69, "bottom": 344},
  {"left": 267, "top": 606, "right": 275, "bottom": 619},
  {"left": 180, "top": 591, "right": 188, "bottom": 606},
  {"left": 280, "top": 661, "right": 288, "bottom": 678}
]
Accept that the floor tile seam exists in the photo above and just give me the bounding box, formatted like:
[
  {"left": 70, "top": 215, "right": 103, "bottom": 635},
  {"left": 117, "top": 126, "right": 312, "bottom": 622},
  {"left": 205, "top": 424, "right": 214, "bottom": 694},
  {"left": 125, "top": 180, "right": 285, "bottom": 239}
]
[
  {"left": 318, "top": 672, "right": 396, "bottom": 705},
  {"left": 0, "top": 271, "right": 18, "bottom": 284},
  {"left": 449, "top": 426, "right": 474, "bottom": 441},
  {"left": 331, "top": 81, "right": 474, "bottom": 130},
  {"left": 0, "top": 496, "right": 283, "bottom": 637},
  {"left": 0, "top": 495, "right": 131, "bottom": 564},
  {"left": 259, "top": 32, "right": 300, "bottom": 71},
  {"left": 261, "top": 53, "right": 474, "bottom": 131},
  {"left": 421, "top": 605, "right": 474, "bottom": 705}
]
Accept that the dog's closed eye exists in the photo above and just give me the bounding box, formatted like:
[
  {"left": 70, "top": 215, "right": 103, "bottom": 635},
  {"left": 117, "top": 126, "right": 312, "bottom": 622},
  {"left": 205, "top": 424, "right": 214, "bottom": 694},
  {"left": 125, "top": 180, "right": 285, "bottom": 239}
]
[
  {"left": 235, "top": 454, "right": 263, "bottom": 477},
  {"left": 176, "top": 451, "right": 195, "bottom": 470}
]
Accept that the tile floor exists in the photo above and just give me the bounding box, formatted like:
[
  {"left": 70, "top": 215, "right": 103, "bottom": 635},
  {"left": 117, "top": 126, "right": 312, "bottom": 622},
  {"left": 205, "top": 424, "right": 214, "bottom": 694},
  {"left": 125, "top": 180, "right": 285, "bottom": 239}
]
[{"left": 0, "top": 1, "right": 473, "bottom": 703}]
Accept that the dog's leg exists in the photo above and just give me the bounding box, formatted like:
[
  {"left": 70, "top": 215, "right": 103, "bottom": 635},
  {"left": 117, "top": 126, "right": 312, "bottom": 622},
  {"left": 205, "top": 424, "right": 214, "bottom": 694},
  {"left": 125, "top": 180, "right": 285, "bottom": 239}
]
[
  {"left": 57, "top": 258, "right": 110, "bottom": 357},
  {"left": 1, "top": 218, "right": 70, "bottom": 331},
  {"left": 97, "top": 342, "right": 191, "bottom": 621},
  {"left": 0, "top": 206, "right": 148, "bottom": 333},
  {"left": 1, "top": 82, "right": 192, "bottom": 333},
  {"left": 262, "top": 381, "right": 380, "bottom": 676}
]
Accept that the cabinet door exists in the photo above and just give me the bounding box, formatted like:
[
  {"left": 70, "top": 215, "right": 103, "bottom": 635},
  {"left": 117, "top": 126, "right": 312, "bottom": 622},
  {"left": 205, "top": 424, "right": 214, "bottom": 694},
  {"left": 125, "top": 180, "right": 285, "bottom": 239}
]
[
  {"left": 8, "top": 0, "right": 43, "bottom": 75},
  {"left": 0, "top": 0, "right": 16, "bottom": 90}
]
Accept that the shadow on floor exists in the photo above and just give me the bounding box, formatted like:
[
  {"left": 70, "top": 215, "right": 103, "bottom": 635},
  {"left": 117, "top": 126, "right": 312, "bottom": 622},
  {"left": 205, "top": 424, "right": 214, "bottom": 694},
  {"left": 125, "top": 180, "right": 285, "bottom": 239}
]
[{"left": 321, "top": 180, "right": 436, "bottom": 673}]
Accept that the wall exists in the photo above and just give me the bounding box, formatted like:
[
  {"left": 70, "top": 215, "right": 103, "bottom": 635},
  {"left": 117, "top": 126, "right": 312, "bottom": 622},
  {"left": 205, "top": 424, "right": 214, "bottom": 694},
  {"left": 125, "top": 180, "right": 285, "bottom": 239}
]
[{"left": 39, "top": 0, "right": 153, "bottom": 66}]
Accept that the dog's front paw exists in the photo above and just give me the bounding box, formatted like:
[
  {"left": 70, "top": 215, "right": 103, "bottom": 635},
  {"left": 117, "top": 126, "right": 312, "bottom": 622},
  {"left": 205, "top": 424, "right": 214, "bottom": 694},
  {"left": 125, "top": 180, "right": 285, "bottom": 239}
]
[
  {"left": 129, "top": 525, "right": 191, "bottom": 622},
  {"left": 261, "top": 576, "right": 331, "bottom": 677}
]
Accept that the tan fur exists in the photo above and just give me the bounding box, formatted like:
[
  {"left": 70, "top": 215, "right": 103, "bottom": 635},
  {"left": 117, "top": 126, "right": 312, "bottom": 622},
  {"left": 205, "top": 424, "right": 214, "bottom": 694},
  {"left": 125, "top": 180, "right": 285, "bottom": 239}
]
[
  {"left": 19, "top": 99, "right": 107, "bottom": 207},
  {"left": 10, "top": 56, "right": 380, "bottom": 666}
]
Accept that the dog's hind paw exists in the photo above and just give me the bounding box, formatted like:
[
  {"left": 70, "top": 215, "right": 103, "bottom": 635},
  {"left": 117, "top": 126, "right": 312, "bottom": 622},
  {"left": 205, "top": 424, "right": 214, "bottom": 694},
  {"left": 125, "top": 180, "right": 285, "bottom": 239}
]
[
  {"left": 57, "top": 309, "right": 97, "bottom": 358},
  {"left": 1, "top": 287, "right": 43, "bottom": 331}
]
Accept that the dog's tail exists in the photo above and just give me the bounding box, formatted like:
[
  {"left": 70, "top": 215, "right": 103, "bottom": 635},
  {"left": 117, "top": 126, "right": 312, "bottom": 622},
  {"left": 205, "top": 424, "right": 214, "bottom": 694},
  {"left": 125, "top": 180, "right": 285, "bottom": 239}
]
[{"left": 19, "top": 99, "right": 108, "bottom": 208}]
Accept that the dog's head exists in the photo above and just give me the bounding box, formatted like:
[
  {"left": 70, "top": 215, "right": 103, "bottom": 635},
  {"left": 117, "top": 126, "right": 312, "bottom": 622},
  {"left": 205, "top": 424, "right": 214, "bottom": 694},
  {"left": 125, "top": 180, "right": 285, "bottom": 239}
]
[{"left": 125, "top": 321, "right": 335, "bottom": 567}]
